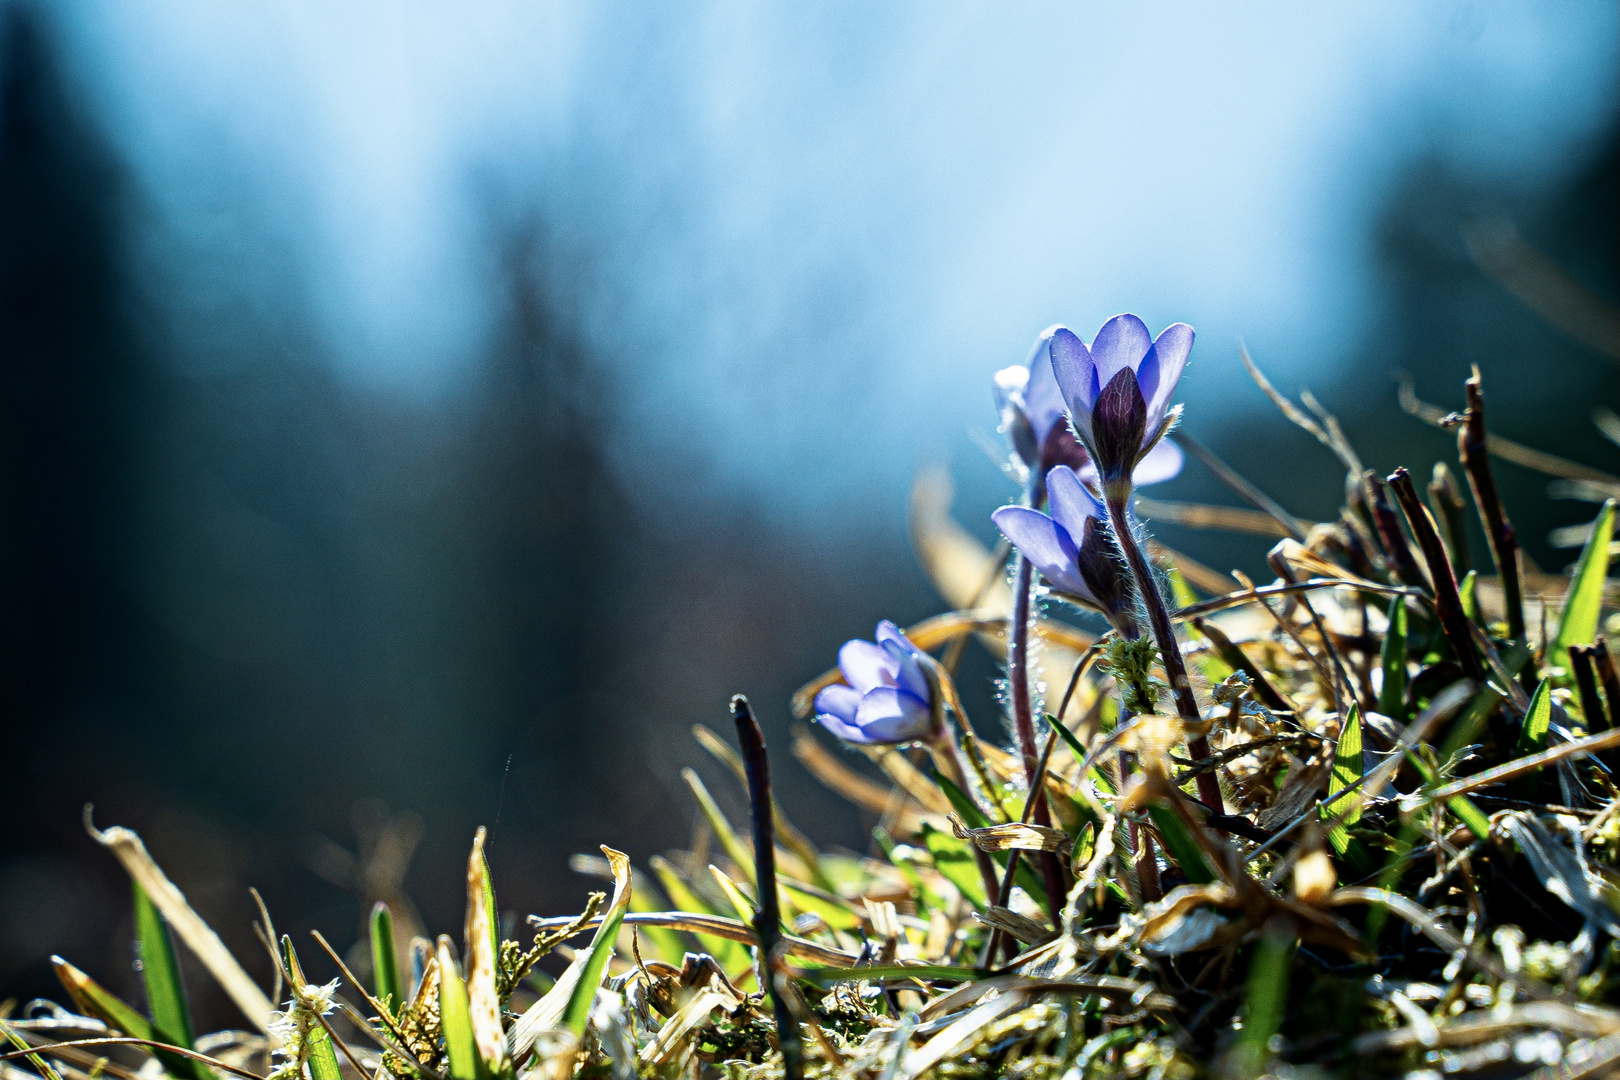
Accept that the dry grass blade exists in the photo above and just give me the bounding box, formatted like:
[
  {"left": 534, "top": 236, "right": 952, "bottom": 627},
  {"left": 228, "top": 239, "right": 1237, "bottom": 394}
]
[
  {"left": 900, "top": 992, "right": 1033, "bottom": 1080},
  {"left": 1353, "top": 1002, "right": 1620, "bottom": 1054},
  {"left": 526, "top": 911, "right": 859, "bottom": 966},
  {"left": 788, "top": 727, "right": 935, "bottom": 833},
  {"left": 950, "top": 820, "right": 1067, "bottom": 854},
  {"left": 0, "top": 1039, "right": 263, "bottom": 1080},
  {"left": 1462, "top": 215, "right": 1620, "bottom": 362},
  {"left": 1407, "top": 727, "right": 1620, "bottom": 805},
  {"left": 83, "top": 810, "right": 274, "bottom": 1034},
  {"left": 1241, "top": 346, "right": 1360, "bottom": 472},
  {"left": 1132, "top": 496, "right": 1297, "bottom": 538},
  {"left": 462, "top": 829, "right": 506, "bottom": 1075},
  {"left": 1396, "top": 374, "right": 1620, "bottom": 492},
  {"left": 634, "top": 988, "right": 727, "bottom": 1071}
]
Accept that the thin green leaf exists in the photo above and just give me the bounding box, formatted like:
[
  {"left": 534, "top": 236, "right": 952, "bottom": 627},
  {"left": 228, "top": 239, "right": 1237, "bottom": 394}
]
[
  {"left": 1553, "top": 499, "right": 1616, "bottom": 672},
  {"left": 919, "top": 823, "right": 987, "bottom": 906},
  {"left": 625, "top": 880, "right": 692, "bottom": 965},
  {"left": 435, "top": 936, "right": 482, "bottom": 1080},
  {"left": 1459, "top": 570, "right": 1482, "bottom": 626},
  {"left": 0, "top": 1019, "right": 64, "bottom": 1080},
  {"left": 681, "top": 768, "right": 755, "bottom": 884},
  {"left": 370, "top": 903, "right": 402, "bottom": 1015},
  {"left": 1513, "top": 679, "right": 1554, "bottom": 798},
  {"left": 562, "top": 846, "right": 633, "bottom": 1036},
  {"left": 1144, "top": 805, "right": 1215, "bottom": 885},
  {"left": 708, "top": 864, "right": 757, "bottom": 922},
  {"left": 1438, "top": 684, "right": 1505, "bottom": 762},
  {"left": 648, "top": 856, "right": 750, "bottom": 973},
  {"left": 1404, "top": 750, "right": 1491, "bottom": 841},
  {"left": 53, "top": 956, "right": 205, "bottom": 1080},
  {"left": 1324, "top": 704, "right": 1364, "bottom": 830},
  {"left": 935, "top": 774, "right": 992, "bottom": 830},
  {"left": 1229, "top": 919, "right": 1296, "bottom": 1080},
  {"left": 305, "top": 1022, "right": 341, "bottom": 1080},
  {"left": 134, "top": 883, "right": 210, "bottom": 1080},
  {"left": 935, "top": 774, "right": 1046, "bottom": 904},
  {"left": 1379, "top": 599, "right": 1408, "bottom": 722}
]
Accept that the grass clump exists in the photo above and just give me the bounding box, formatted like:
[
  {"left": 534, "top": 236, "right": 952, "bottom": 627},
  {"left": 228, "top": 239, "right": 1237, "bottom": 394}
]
[{"left": 7, "top": 361, "right": 1620, "bottom": 1080}]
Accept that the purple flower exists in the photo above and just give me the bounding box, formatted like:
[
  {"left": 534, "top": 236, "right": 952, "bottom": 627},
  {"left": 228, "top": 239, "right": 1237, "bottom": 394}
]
[
  {"left": 1048, "top": 315, "right": 1192, "bottom": 492},
  {"left": 813, "top": 621, "right": 937, "bottom": 745},
  {"left": 996, "top": 325, "right": 1183, "bottom": 493},
  {"left": 992, "top": 466, "right": 1139, "bottom": 634}
]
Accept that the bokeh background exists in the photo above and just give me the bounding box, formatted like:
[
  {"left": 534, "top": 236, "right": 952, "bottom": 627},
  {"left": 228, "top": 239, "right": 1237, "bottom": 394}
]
[{"left": 2, "top": 0, "right": 1617, "bottom": 1032}]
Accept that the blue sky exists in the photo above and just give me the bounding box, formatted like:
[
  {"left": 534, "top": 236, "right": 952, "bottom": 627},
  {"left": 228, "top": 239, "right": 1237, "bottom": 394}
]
[{"left": 63, "top": 2, "right": 1620, "bottom": 528}]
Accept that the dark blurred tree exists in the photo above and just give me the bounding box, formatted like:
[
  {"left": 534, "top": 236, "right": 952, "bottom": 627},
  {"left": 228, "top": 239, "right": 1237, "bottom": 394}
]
[{"left": 0, "top": 4, "right": 149, "bottom": 757}]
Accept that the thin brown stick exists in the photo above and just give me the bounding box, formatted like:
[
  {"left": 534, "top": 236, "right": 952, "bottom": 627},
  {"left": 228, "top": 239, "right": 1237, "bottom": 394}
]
[
  {"left": 1388, "top": 468, "right": 1485, "bottom": 682},
  {"left": 1165, "top": 430, "right": 1308, "bottom": 540},
  {"left": 1364, "top": 472, "right": 1426, "bottom": 587},
  {"left": 1450, "top": 371, "right": 1526, "bottom": 641}
]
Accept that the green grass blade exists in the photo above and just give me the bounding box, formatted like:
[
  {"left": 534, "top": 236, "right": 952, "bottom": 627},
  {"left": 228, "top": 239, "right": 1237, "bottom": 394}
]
[
  {"left": 625, "top": 879, "right": 691, "bottom": 965},
  {"left": 0, "top": 1018, "right": 65, "bottom": 1080},
  {"left": 369, "top": 902, "right": 402, "bottom": 1015},
  {"left": 1553, "top": 499, "right": 1616, "bottom": 673},
  {"left": 305, "top": 1021, "right": 342, "bottom": 1080},
  {"left": 681, "top": 768, "right": 756, "bottom": 884},
  {"left": 562, "top": 847, "right": 633, "bottom": 1036},
  {"left": 1379, "top": 599, "right": 1408, "bottom": 722},
  {"left": 708, "top": 864, "right": 758, "bottom": 922},
  {"left": 1513, "top": 678, "right": 1554, "bottom": 798},
  {"left": 919, "top": 823, "right": 987, "bottom": 906},
  {"left": 1439, "top": 684, "right": 1505, "bottom": 762},
  {"left": 435, "top": 936, "right": 483, "bottom": 1080},
  {"left": 1459, "top": 570, "right": 1482, "bottom": 625},
  {"left": 1403, "top": 749, "right": 1490, "bottom": 841},
  {"left": 934, "top": 774, "right": 1048, "bottom": 904},
  {"left": 1144, "top": 804, "right": 1215, "bottom": 884},
  {"left": 1323, "top": 704, "right": 1363, "bottom": 830},
  {"left": 54, "top": 956, "right": 207, "bottom": 1080},
  {"left": 935, "top": 774, "right": 992, "bottom": 829},
  {"left": 134, "top": 883, "right": 210, "bottom": 1079},
  {"left": 1228, "top": 919, "right": 1296, "bottom": 1079},
  {"left": 648, "top": 855, "right": 750, "bottom": 973}
]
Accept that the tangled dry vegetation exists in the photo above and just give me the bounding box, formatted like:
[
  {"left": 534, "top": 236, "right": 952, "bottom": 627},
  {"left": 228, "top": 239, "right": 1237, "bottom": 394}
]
[{"left": 7, "top": 365, "right": 1620, "bottom": 1080}]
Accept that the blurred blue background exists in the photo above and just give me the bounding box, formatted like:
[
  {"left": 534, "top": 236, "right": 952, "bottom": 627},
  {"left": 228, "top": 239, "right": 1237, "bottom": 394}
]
[{"left": 2, "top": 0, "right": 1616, "bottom": 1027}]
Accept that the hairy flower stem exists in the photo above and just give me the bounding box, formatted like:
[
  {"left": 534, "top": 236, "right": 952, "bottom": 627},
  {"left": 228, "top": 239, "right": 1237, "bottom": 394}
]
[
  {"left": 731, "top": 696, "right": 803, "bottom": 1080},
  {"left": 1007, "top": 552, "right": 1068, "bottom": 929},
  {"left": 1105, "top": 495, "right": 1223, "bottom": 810}
]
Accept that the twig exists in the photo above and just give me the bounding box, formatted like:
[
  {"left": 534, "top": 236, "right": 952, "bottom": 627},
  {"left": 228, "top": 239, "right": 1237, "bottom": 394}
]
[
  {"left": 732, "top": 695, "right": 803, "bottom": 1080},
  {"left": 1364, "top": 472, "right": 1426, "bottom": 588},
  {"left": 1450, "top": 370, "right": 1526, "bottom": 642},
  {"left": 1388, "top": 468, "right": 1485, "bottom": 682}
]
